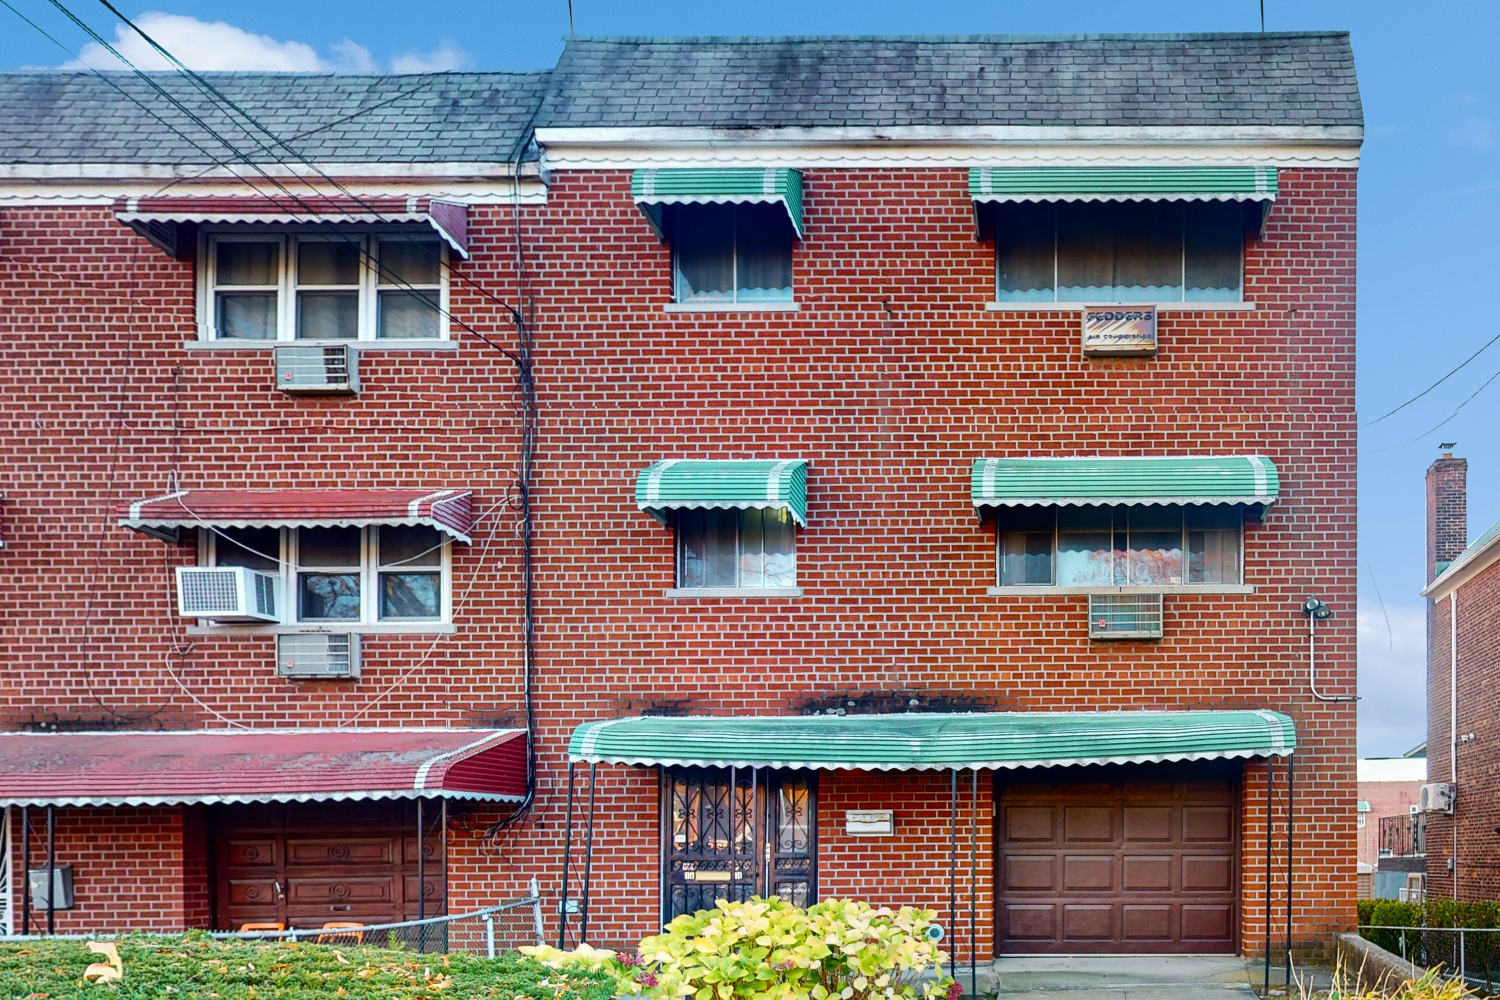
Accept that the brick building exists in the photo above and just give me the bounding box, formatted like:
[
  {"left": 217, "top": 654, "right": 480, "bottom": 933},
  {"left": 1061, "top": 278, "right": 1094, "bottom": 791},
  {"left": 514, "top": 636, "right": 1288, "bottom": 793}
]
[
  {"left": 1355, "top": 755, "right": 1425, "bottom": 899},
  {"left": 1423, "top": 453, "right": 1500, "bottom": 900},
  {"left": 0, "top": 32, "right": 1360, "bottom": 962}
]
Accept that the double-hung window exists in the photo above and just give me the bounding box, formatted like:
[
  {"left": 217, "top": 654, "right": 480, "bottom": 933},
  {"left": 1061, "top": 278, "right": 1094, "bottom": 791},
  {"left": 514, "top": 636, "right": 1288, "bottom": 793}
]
[
  {"left": 995, "top": 201, "right": 1245, "bottom": 303},
  {"left": 204, "top": 230, "right": 447, "bottom": 342},
  {"left": 210, "top": 524, "right": 449, "bottom": 625},
  {"left": 671, "top": 203, "right": 794, "bottom": 304},
  {"left": 995, "top": 505, "right": 1243, "bottom": 587},
  {"left": 675, "top": 507, "right": 797, "bottom": 590}
]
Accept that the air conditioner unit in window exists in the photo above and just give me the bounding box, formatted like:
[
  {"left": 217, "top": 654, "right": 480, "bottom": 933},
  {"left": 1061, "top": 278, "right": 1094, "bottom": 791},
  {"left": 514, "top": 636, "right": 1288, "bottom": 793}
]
[
  {"left": 176, "top": 566, "right": 280, "bottom": 622},
  {"left": 275, "top": 344, "right": 359, "bottom": 394},
  {"left": 1088, "top": 593, "right": 1164, "bottom": 640},
  {"left": 277, "top": 633, "right": 360, "bottom": 680},
  {"left": 1420, "top": 782, "right": 1456, "bottom": 814}
]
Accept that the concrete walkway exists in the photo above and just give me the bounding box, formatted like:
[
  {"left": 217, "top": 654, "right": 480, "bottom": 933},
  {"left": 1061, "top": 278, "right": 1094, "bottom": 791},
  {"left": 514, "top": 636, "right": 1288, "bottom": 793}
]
[{"left": 950, "top": 954, "right": 1321, "bottom": 998}]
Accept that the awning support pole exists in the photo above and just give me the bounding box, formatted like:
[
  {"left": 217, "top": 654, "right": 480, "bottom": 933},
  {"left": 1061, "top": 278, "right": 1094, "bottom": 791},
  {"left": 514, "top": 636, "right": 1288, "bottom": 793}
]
[
  {"left": 558, "top": 762, "right": 575, "bottom": 948},
  {"left": 580, "top": 762, "right": 597, "bottom": 944},
  {"left": 969, "top": 768, "right": 978, "bottom": 1000},
  {"left": 20, "top": 806, "right": 29, "bottom": 936},
  {"left": 45, "top": 805, "right": 55, "bottom": 936},
  {"left": 1264, "top": 758, "right": 1273, "bottom": 994},
  {"left": 1285, "top": 753, "right": 1295, "bottom": 988},
  {"left": 417, "top": 797, "right": 426, "bottom": 951},
  {"left": 441, "top": 798, "right": 448, "bottom": 918},
  {"left": 949, "top": 768, "right": 957, "bottom": 983}
]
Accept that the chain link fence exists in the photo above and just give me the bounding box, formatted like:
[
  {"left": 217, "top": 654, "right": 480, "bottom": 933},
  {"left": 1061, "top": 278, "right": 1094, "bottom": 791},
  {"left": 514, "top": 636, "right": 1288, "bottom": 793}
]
[{"left": 1361, "top": 925, "right": 1500, "bottom": 995}]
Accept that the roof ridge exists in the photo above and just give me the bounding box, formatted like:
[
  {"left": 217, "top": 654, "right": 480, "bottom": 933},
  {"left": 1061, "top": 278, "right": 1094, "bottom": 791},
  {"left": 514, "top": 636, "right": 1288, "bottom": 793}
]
[{"left": 561, "top": 30, "right": 1350, "bottom": 44}]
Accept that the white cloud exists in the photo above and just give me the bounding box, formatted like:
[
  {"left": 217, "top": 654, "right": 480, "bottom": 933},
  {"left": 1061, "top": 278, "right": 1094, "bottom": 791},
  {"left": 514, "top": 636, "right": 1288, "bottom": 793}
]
[
  {"left": 1358, "top": 599, "right": 1429, "bottom": 757},
  {"left": 61, "top": 12, "right": 469, "bottom": 74},
  {"left": 391, "top": 43, "right": 470, "bottom": 74},
  {"left": 68, "top": 12, "right": 323, "bottom": 71},
  {"left": 329, "top": 39, "right": 378, "bottom": 74}
]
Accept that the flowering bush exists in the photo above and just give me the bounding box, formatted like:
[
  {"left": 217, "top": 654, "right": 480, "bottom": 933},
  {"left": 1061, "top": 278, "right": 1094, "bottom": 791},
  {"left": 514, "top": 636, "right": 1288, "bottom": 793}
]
[{"left": 636, "top": 896, "right": 953, "bottom": 1000}]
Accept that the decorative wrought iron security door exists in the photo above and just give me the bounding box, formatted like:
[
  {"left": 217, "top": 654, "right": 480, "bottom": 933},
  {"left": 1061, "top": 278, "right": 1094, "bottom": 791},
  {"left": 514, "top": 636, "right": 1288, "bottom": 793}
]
[{"left": 661, "top": 766, "right": 815, "bottom": 922}]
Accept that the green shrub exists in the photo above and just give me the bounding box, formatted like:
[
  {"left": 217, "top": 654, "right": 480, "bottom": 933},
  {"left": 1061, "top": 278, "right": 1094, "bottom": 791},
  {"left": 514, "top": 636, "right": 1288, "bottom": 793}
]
[{"left": 637, "top": 896, "right": 953, "bottom": 1000}]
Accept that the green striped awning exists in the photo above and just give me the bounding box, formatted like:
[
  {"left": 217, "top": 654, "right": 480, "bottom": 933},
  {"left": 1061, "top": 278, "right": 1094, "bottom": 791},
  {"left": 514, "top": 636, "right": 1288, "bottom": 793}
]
[
  {"left": 636, "top": 459, "right": 808, "bottom": 526},
  {"left": 971, "top": 456, "right": 1280, "bottom": 509},
  {"left": 969, "top": 166, "right": 1278, "bottom": 203},
  {"left": 569, "top": 710, "right": 1296, "bottom": 771},
  {"left": 632, "top": 168, "right": 804, "bottom": 239}
]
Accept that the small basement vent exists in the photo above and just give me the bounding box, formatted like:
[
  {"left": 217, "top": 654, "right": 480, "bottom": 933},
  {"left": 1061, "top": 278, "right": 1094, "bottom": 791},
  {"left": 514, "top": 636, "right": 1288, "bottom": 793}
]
[
  {"left": 176, "top": 566, "right": 280, "bottom": 622},
  {"left": 275, "top": 344, "right": 359, "bottom": 394},
  {"left": 277, "top": 633, "right": 360, "bottom": 680},
  {"left": 1088, "top": 593, "right": 1164, "bottom": 640}
]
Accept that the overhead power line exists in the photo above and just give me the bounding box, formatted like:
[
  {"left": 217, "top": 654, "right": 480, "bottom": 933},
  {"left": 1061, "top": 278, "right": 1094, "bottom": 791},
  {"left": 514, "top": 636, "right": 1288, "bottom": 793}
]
[{"left": 1361, "top": 330, "right": 1500, "bottom": 428}]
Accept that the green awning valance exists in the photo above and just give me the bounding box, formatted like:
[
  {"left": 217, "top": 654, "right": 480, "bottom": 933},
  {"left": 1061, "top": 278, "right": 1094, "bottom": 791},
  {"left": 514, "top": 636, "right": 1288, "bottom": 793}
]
[
  {"left": 636, "top": 459, "right": 808, "bottom": 526},
  {"left": 569, "top": 710, "right": 1295, "bottom": 771},
  {"left": 971, "top": 456, "right": 1279, "bottom": 509},
  {"left": 632, "top": 168, "right": 804, "bottom": 239},
  {"left": 969, "top": 166, "right": 1278, "bottom": 204}
]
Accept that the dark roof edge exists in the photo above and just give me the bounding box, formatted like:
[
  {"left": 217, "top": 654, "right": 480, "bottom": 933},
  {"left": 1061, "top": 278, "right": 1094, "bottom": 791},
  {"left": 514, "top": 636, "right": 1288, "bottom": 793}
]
[
  {"left": 559, "top": 30, "right": 1350, "bottom": 44},
  {"left": 0, "top": 69, "right": 554, "bottom": 80}
]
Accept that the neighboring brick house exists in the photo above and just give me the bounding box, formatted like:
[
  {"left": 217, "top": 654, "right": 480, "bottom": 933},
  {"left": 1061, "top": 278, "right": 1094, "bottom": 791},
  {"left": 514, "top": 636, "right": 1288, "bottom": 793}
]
[
  {"left": 0, "top": 31, "right": 1360, "bottom": 964},
  {"left": 1423, "top": 454, "right": 1500, "bottom": 900},
  {"left": 1355, "top": 755, "right": 1425, "bottom": 899}
]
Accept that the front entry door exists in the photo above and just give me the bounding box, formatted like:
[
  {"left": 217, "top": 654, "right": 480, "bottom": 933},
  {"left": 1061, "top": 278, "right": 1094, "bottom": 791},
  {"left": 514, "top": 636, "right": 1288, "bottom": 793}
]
[{"left": 661, "top": 767, "right": 815, "bottom": 923}]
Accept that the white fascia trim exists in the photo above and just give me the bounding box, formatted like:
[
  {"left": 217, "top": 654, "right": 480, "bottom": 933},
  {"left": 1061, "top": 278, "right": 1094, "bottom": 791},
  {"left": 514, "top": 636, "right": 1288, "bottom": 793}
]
[
  {"left": 1424, "top": 533, "right": 1500, "bottom": 599},
  {"left": 536, "top": 124, "right": 1364, "bottom": 147},
  {"left": 535, "top": 126, "right": 1363, "bottom": 170},
  {"left": 0, "top": 178, "right": 548, "bottom": 207}
]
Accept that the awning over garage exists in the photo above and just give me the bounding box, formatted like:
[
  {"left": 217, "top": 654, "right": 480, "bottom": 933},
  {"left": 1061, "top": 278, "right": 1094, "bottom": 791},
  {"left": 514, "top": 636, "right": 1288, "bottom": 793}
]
[
  {"left": 117, "top": 488, "right": 474, "bottom": 544},
  {"left": 113, "top": 195, "right": 469, "bottom": 260},
  {"left": 568, "top": 710, "right": 1295, "bottom": 771},
  {"left": 0, "top": 728, "right": 527, "bottom": 807}
]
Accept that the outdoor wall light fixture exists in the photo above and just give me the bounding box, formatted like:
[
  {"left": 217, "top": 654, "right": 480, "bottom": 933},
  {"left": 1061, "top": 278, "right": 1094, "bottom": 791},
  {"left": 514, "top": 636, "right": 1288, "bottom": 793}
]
[{"left": 1302, "top": 597, "right": 1354, "bottom": 702}]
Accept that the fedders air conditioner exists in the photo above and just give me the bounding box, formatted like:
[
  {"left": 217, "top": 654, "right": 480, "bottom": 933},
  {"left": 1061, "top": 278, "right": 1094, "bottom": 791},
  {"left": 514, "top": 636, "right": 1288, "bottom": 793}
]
[
  {"left": 275, "top": 344, "right": 359, "bottom": 394},
  {"left": 176, "top": 566, "right": 280, "bottom": 622},
  {"left": 277, "top": 633, "right": 360, "bottom": 679}
]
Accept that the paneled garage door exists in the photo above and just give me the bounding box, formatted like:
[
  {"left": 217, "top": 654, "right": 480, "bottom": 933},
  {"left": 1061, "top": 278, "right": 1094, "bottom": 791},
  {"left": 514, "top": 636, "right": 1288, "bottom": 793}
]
[
  {"left": 995, "top": 762, "right": 1238, "bottom": 954},
  {"left": 212, "top": 800, "right": 444, "bottom": 932}
]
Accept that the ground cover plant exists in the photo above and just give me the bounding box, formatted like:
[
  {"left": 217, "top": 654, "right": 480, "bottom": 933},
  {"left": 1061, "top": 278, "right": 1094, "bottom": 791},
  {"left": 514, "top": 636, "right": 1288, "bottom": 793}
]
[{"left": 0, "top": 931, "right": 619, "bottom": 1000}]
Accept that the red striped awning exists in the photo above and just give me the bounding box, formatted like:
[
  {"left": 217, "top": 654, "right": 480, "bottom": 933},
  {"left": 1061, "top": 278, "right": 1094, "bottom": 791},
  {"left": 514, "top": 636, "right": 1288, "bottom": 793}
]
[
  {"left": 0, "top": 729, "right": 527, "bottom": 807},
  {"left": 117, "top": 488, "right": 474, "bottom": 544},
  {"left": 114, "top": 195, "right": 469, "bottom": 259}
]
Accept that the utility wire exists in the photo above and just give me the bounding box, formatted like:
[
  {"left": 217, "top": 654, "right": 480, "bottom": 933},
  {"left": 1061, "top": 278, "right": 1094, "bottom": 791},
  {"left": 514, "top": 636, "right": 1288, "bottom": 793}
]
[
  {"left": 1365, "top": 364, "right": 1500, "bottom": 453},
  {"left": 1361, "top": 331, "right": 1500, "bottom": 428}
]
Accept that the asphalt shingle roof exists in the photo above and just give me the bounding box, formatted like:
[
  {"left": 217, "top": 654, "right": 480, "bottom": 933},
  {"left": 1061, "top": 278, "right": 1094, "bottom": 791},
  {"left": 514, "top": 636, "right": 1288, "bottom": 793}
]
[
  {"left": 0, "top": 71, "right": 550, "bottom": 164},
  {"left": 538, "top": 33, "right": 1362, "bottom": 129}
]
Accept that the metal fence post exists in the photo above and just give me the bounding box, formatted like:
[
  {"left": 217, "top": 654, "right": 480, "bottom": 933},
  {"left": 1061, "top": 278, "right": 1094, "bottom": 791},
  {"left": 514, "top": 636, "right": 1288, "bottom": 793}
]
[
  {"left": 1461, "top": 928, "right": 1466, "bottom": 984},
  {"left": 486, "top": 915, "right": 496, "bottom": 959},
  {"left": 531, "top": 876, "right": 544, "bottom": 945}
]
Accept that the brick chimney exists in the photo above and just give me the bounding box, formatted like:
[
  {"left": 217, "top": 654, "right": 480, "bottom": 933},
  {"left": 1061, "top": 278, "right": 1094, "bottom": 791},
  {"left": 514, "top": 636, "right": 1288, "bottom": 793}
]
[{"left": 1427, "top": 450, "right": 1468, "bottom": 583}]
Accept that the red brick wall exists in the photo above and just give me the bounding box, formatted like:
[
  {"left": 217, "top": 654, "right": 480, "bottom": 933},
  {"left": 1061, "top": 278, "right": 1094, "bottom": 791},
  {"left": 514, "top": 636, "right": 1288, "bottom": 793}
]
[
  {"left": 1427, "top": 457, "right": 1467, "bottom": 584},
  {"left": 1426, "top": 556, "right": 1500, "bottom": 900},
  {"left": 0, "top": 164, "right": 1357, "bottom": 955}
]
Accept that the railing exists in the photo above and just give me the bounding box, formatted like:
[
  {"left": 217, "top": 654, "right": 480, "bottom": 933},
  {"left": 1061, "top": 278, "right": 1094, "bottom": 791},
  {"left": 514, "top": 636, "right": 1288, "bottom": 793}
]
[
  {"left": 1360, "top": 925, "right": 1500, "bottom": 994},
  {"left": 1379, "top": 813, "right": 1426, "bottom": 857},
  {"left": 0, "top": 886, "right": 544, "bottom": 959}
]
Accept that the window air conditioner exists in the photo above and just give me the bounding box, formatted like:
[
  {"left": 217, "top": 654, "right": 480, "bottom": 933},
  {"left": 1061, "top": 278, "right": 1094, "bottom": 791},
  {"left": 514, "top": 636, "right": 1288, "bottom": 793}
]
[
  {"left": 1088, "top": 593, "right": 1165, "bottom": 640},
  {"left": 275, "top": 344, "right": 359, "bottom": 394},
  {"left": 277, "top": 633, "right": 360, "bottom": 680},
  {"left": 176, "top": 566, "right": 280, "bottom": 622},
  {"left": 1419, "top": 782, "right": 1455, "bottom": 814}
]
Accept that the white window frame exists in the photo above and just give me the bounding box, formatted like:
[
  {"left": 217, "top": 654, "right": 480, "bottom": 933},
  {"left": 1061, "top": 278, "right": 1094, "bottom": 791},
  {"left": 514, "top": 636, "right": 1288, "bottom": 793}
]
[
  {"left": 670, "top": 203, "right": 795, "bottom": 306},
  {"left": 991, "top": 504, "right": 1248, "bottom": 592},
  {"left": 667, "top": 507, "right": 801, "bottom": 597},
  {"left": 202, "top": 525, "right": 453, "bottom": 630},
  {"left": 198, "top": 226, "right": 451, "bottom": 343}
]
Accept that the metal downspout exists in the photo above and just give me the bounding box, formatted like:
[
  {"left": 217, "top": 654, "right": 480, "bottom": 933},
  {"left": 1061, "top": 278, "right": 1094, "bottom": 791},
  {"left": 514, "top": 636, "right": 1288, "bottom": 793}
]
[{"left": 1452, "top": 589, "right": 1459, "bottom": 900}]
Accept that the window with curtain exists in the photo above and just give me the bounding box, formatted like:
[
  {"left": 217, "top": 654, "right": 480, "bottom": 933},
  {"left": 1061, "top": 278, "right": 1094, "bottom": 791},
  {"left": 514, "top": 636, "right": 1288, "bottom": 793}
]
[
  {"left": 675, "top": 507, "right": 796, "bottom": 589},
  {"left": 995, "top": 505, "right": 1243, "bottom": 587},
  {"left": 672, "top": 203, "right": 793, "bottom": 304},
  {"left": 995, "top": 201, "right": 1245, "bottom": 303}
]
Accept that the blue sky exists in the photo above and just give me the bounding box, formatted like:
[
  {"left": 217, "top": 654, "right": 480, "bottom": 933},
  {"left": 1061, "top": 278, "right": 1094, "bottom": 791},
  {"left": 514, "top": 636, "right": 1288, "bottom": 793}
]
[{"left": 4, "top": 1, "right": 1495, "bottom": 757}]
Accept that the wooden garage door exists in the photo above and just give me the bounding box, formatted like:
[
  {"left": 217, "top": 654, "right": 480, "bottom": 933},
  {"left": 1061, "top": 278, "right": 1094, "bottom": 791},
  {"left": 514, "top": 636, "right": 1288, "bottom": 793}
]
[
  {"left": 995, "top": 762, "right": 1238, "bottom": 954},
  {"left": 211, "top": 800, "right": 444, "bottom": 932}
]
